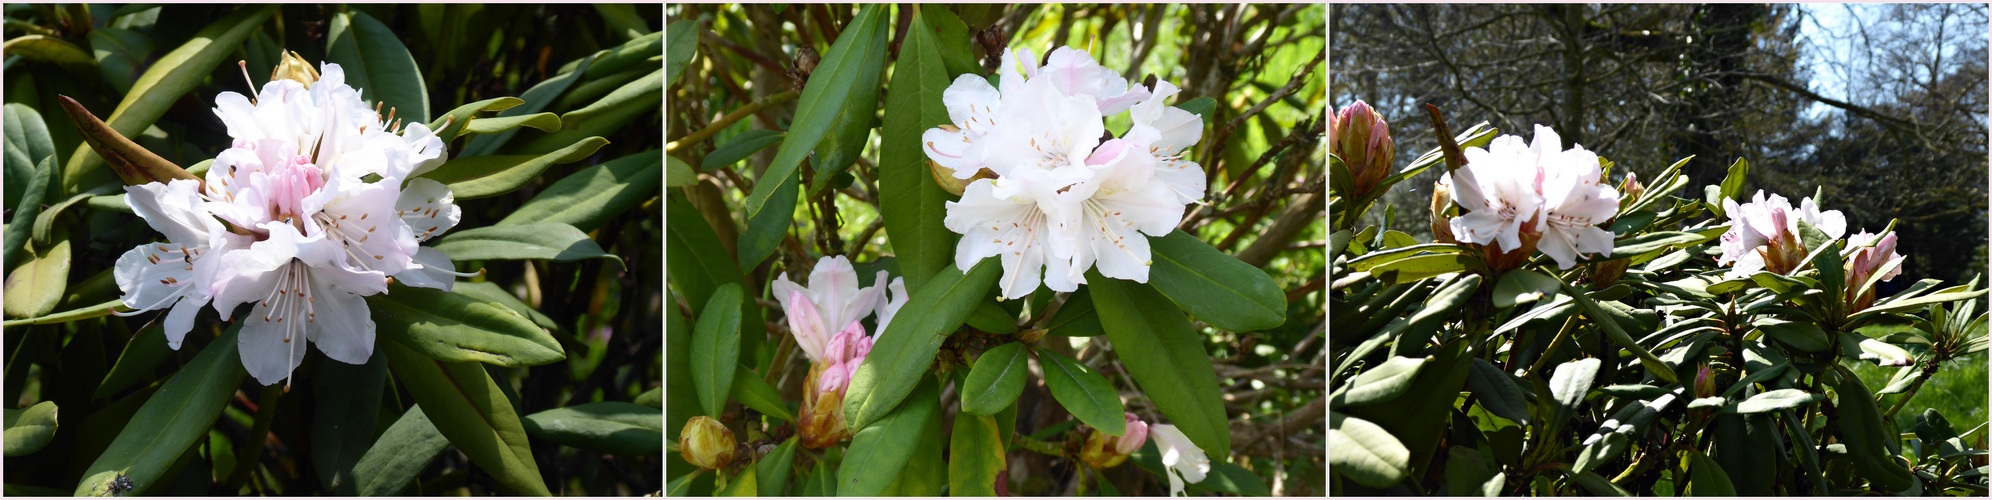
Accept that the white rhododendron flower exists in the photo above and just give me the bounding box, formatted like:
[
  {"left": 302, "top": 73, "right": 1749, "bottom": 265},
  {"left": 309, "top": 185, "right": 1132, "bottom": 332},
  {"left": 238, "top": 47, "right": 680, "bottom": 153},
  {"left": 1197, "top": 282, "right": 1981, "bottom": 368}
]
[
  {"left": 1717, "top": 190, "right": 1845, "bottom": 278},
  {"left": 873, "top": 276, "right": 908, "bottom": 334},
  {"left": 110, "top": 61, "right": 470, "bottom": 388},
  {"left": 772, "top": 255, "right": 887, "bottom": 362},
  {"left": 928, "top": 45, "right": 1204, "bottom": 299},
  {"left": 1442, "top": 125, "right": 1618, "bottom": 269},
  {"left": 1150, "top": 424, "right": 1210, "bottom": 496}
]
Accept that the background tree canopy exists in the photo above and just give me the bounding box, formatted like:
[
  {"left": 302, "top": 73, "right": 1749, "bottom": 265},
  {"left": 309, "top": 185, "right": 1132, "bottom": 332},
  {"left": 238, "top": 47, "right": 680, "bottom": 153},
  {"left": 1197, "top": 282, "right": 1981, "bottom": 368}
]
[{"left": 1330, "top": 3, "right": 1988, "bottom": 289}]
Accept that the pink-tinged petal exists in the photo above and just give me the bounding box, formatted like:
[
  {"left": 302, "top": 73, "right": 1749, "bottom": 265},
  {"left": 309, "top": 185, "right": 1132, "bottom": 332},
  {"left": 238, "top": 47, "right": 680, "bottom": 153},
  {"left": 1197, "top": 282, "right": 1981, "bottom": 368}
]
[
  {"left": 785, "top": 290, "right": 830, "bottom": 362},
  {"left": 942, "top": 74, "right": 1003, "bottom": 132},
  {"left": 824, "top": 321, "right": 867, "bottom": 364}
]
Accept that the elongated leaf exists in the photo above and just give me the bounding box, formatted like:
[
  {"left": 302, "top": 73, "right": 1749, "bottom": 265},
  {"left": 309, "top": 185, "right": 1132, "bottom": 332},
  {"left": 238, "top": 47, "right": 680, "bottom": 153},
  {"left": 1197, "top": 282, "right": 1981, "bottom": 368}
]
[
  {"left": 756, "top": 437, "right": 798, "bottom": 496},
  {"left": 95, "top": 323, "right": 172, "bottom": 399},
  {"left": 583, "top": 30, "right": 663, "bottom": 80},
  {"left": 880, "top": 394, "right": 948, "bottom": 496},
  {"left": 433, "top": 222, "right": 622, "bottom": 266},
  {"left": 4, "top": 233, "right": 68, "bottom": 319},
  {"left": 1731, "top": 389, "right": 1824, "bottom": 414},
  {"left": 312, "top": 353, "right": 388, "bottom": 494},
  {"left": 1858, "top": 288, "right": 1991, "bottom": 317},
  {"left": 4, "top": 102, "right": 56, "bottom": 209},
  {"left": 420, "top": 136, "right": 606, "bottom": 199},
  {"left": 948, "top": 413, "right": 1004, "bottom": 496},
  {"left": 452, "top": 281, "right": 558, "bottom": 331},
  {"left": 350, "top": 406, "right": 449, "bottom": 496},
  {"left": 1685, "top": 449, "right": 1737, "bottom": 496},
  {"left": 735, "top": 167, "right": 796, "bottom": 269},
  {"left": 1493, "top": 269, "right": 1560, "bottom": 310},
  {"left": 1335, "top": 356, "right": 1430, "bottom": 407},
  {"left": 369, "top": 284, "right": 565, "bottom": 367},
  {"left": 1444, "top": 446, "right": 1503, "bottom": 496},
  {"left": 667, "top": 155, "right": 694, "bottom": 187},
  {"left": 1089, "top": 272, "right": 1230, "bottom": 457},
  {"left": 1329, "top": 411, "right": 1409, "bottom": 488},
  {"left": 1035, "top": 348, "right": 1126, "bottom": 435},
  {"left": 73, "top": 325, "right": 245, "bottom": 496},
  {"left": 1548, "top": 357, "right": 1600, "bottom": 427},
  {"left": 1046, "top": 287, "right": 1104, "bottom": 336},
  {"left": 665, "top": 19, "right": 697, "bottom": 86},
  {"left": 1466, "top": 358, "right": 1530, "bottom": 425},
  {"left": 1754, "top": 318, "right": 1829, "bottom": 353},
  {"left": 63, "top": 5, "right": 277, "bottom": 193},
  {"left": 691, "top": 284, "right": 743, "bottom": 418},
  {"left": 2, "top": 401, "right": 57, "bottom": 457},
  {"left": 1562, "top": 282, "right": 1677, "bottom": 383},
  {"left": 731, "top": 366, "right": 794, "bottom": 422},
  {"left": 744, "top": 5, "right": 887, "bottom": 224},
  {"left": 425, "top": 97, "right": 524, "bottom": 143},
  {"left": 960, "top": 342, "right": 1028, "bottom": 415},
  {"left": 1563, "top": 468, "right": 1631, "bottom": 496},
  {"left": 325, "top": 9, "right": 429, "bottom": 123},
  {"left": 843, "top": 259, "right": 999, "bottom": 431},
  {"left": 513, "top": 70, "right": 661, "bottom": 155},
  {"left": 462, "top": 51, "right": 603, "bottom": 157},
  {"left": 702, "top": 129, "right": 782, "bottom": 171},
  {"left": 380, "top": 340, "right": 548, "bottom": 495},
  {"left": 522, "top": 401, "right": 662, "bottom": 456},
  {"left": 3, "top": 35, "right": 95, "bottom": 77},
  {"left": 877, "top": 5, "right": 971, "bottom": 291},
  {"left": 4, "top": 154, "right": 51, "bottom": 274},
  {"left": 839, "top": 374, "right": 940, "bottom": 497},
  {"left": 1149, "top": 230, "right": 1287, "bottom": 331},
  {"left": 499, "top": 149, "right": 660, "bottom": 232},
  {"left": 0, "top": 298, "right": 125, "bottom": 327}
]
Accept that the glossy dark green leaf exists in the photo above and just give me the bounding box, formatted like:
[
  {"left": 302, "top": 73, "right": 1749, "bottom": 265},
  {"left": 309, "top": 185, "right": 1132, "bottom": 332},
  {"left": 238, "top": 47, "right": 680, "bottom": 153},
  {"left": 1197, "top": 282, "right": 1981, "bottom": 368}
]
[
  {"left": 420, "top": 136, "right": 606, "bottom": 199},
  {"left": 433, "top": 222, "right": 623, "bottom": 266},
  {"left": 691, "top": 284, "right": 743, "bottom": 418},
  {"left": 522, "top": 401, "right": 662, "bottom": 456},
  {"left": 1547, "top": 358, "right": 1600, "bottom": 427},
  {"left": 325, "top": 9, "right": 430, "bottom": 124},
  {"left": 735, "top": 167, "right": 796, "bottom": 269},
  {"left": 3, "top": 35, "right": 94, "bottom": 77},
  {"left": 582, "top": 30, "right": 663, "bottom": 80},
  {"left": 369, "top": 284, "right": 565, "bottom": 367},
  {"left": 1731, "top": 389, "right": 1824, "bottom": 414},
  {"left": 350, "top": 406, "right": 449, "bottom": 496},
  {"left": 94, "top": 323, "right": 172, "bottom": 400},
  {"left": 743, "top": 5, "right": 887, "bottom": 234},
  {"left": 1195, "top": 462, "right": 1271, "bottom": 496},
  {"left": 1561, "top": 282, "right": 1676, "bottom": 383},
  {"left": 843, "top": 259, "right": 999, "bottom": 431},
  {"left": 461, "top": 51, "right": 603, "bottom": 157},
  {"left": 1684, "top": 449, "right": 1737, "bottom": 496},
  {"left": 1149, "top": 230, "right": 1286, "bottom": 331},
  {"left": 1444, "top": 446, "right": 1503, "bottom": 496},
  {"left": 701, "top": 129, "right": 783, "bottom": 171},
  {"left": 880, "top": 393, "right": 947, "bottom": 496},
  {"left": 1046, "top": 287, "right": 1104, "bottom": 337},
  {"left": 2, "top": 401, "right": 57, "bottom": 457},
  {"left": 425, "top": 96, "right": 524, "bottom": 143},
  {"left": 1329, "top": 411, "right": 1408, "bottom": 488},
  {"left": 1466, "top": 358, "right": 1530, "bottom": 425},
  {"left": 1493, "top": 269, "right": 1560, "bottom": 310},
  {"left": 965, "top": 299, "right": 1018, "bottom": 334},
  {"left": 451, "top": 281, "right": 558, "bottom": 332},
  {"left": 960, "top": 342, "right": 1028, "bottom": 415},
  {"left": 1035, "top": 348, "right": 1125, "bottom": 435},
  {"left": 380, "top": 340, "right": 548, "bottom": 495},
  {"left": 89, "top": 28, "right": 152, "bottom": 93},
  {"left": 756, "top": 437, "right": 798, "bottom": 497},
  {"left": 948, "top": 413, "right": 1004, "bottom": 496},
  {"left": 1753, "top": 318, "right": 1830, "bottom": 353},
  {"left": 876, "top": 4, "right": 970, "bottom": 292},
  {"left": 839, "top": 374, "right": 940, "bottom": 497},
  {"left": 1333, "top": 355, "right": 1429, "bottom": 407},
  {"left": 526, "top": 69, "right": 660, "bottom": 154},
  {"left": 1176, "top": 97, "right": 1218, "bottom": 124},
  {"left": 635, "top": 387, "right": 662, "bottom": 410},
  {"left": 73, "top": 325, "right": 244, "bottom": 496},
  {"left": 731, "top": 365, "right": 794, "bottom": 422},
  {"left": 3, "top": 103, "right": 55, "bottom": 210},
  {"left": 3, "top": 152, "right": 50, "bottom": 273},
  {"left": 498, "top": 149, "right": 660, "bottom": 232},
  {"left": 804, "top": 37, "right": 886, "bottom": 196},
  {"left": 312, "top": 353, "right": 388, "bottom": 494},
  {"left": 1088, "top": 273, "right": 1229, "bottom": 457}
]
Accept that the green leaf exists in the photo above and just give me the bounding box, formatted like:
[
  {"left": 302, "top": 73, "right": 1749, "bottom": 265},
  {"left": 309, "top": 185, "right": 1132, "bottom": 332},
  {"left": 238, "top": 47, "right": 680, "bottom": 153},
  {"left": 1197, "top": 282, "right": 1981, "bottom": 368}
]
[
  {"left": 1548, "top": 357, "right": 1600, "bottom": 427},
  {"left": 1149, "top": 230, "right": 1287, "bottom": 331},
  {"left": 88, "top": 28, "right": 151, "bottom": 94},
  {"left": 1731, "top": 389, "right": 1824, "bottom": 414},
  {"left": 4, "top": 232, "right": 68, "bottom": 319},
  {"left": 461, "top": 51, "right": 603, "bottom": 157},
  {"left": 583, "top": 30, "right": 664, "bottom": 80},
  {"left": 1856, "top": 288, "right": 1991, "bottom": 317},
  {"left": 513, "top": 69, "right": 660, "bottom": 155},
  {"left": 1035, "top": 348, "right": 1126, "bottom": 435},
  {"left": 667, "top": 156, "right": 694, "bottom": 187},
  {"left": 451, "top": 281, "right": 558, "bottom": 332},
  {"left": 1333, "top": 356, "right": 1430, "bottom": 407},
  {"left": 4, "top": 35, "right": 95, "bottom": 78},
  {"left": 743, "top": 5, "right": 888, "bottom": 224},
  {"left": 965, "top": 299, "right": 1017, "bottom": 334},
  {"left": 635, "top": 387, "right": 662, "bottom": 410},
  {"left": 735, "top": 167, "right": 796, "bottom": 269},
  {"left": 665, "top": 19, "right": 698, "bottom": 86},
  {"left": 1685, "top": 449, "right": 1738, "bottom": 496},
  {"left": 0, "top": 298, "right": 123, "bottom": 327},
  {"left": 877, "top": 4, "right": 970, "bottom": 292},
  {"left": 3, "top": 103, "right": 55, "bottom": 210},
  {"left": 1563, "top": 468, "right": 1631, "bottom": 496},
  {"left": 312, "top": 353, "right": 388, "bottom": 494},
  {"left": 1365, "top": 253, "right": 1479, "bottom": 284},
  {"left": 960, "top": 342, "right": 1029, "bottom": 416},
  {"left": 2, "top": 401, "right": 57, "bottom": 457},
  {"left": 843, "top": 259, "right": 1000, "bottom": 431},
  {"left": 1717, "top": 158, "right": 1750, "bottom": 207},
  {"left": 350, "top": 406, "right": 450, "bottom": 496},
  {"left": 1190, "top": 462, "right": 1271, "bottom": 496},
  {"left": 1444, "top": 446, "right": 1504, "bottom": 496},
  {"left": 73, "top": 325, "right": 245, "bottom": 496},
  {"left": 325, "top": 9, "right": 430, "bottom": 123},
  {"left": 1089, "top": 273, "right": 1230, "bottom": 457},
  {"left": 425, "top": 96, "right": 524, "bottom": 143},
  {"left": 839, "top": 374, "right": 941, "bottom": 497},
  {"left": 461, "top": 112, "right": 560, "bottom": 137},
  {"left": 4, "top": 153, "right": 52, "bottom": 276},
  {"left": 433, "top": 222, "right": 623, "bottom": 266},
  {"left": 1046, "top": 287, "right": 1104, "bottom": 336},
  {"left": 594, "top": 4, "right": 653, "bottom": 40},
  {"left": 691, "top": 284, "right": 743, "bottom": 418},
  {"left": 701, "top": 129, "right": 783, "bottom": 171},
  {"left": 663, "top": 197, "right": 764, "bottom": 344},
  {"left": 1561, "top": 282, "right": 1677, "bottom": 383},
  {"left": 521, "top": 401, "right": 662, "bottom": 456},
  {"left": 1329, "top": 411, "right": 1409, "bottom": 488},
  {"left": 421, "top": 136, "right": 607, "bottom": 199},
  {"left": 1466, "top": 358, "right": 1531, "bottom": 425},
  {"left": 380, "top": 340, "right": 548, "bottom": 495},
  {"left": 1753, "top": 318, "right": 1830, "bottom": 353},
  {"left": 95, "top": 323, "right": 173, "bottom": 400},
  {"left": 62, "top": 5, "right": 277, "bottom": 193},
  {"left": 1175, "top": 97, "right": 1219, "bottom": 125},
  {"left": 369, "top": 284, "right": 565, "bottom": 367},
  {"left": 1493, "top": 269, "right": 1560, "bottom": 310},
  {"left": 803, "top": 40, "right": 886, "bottom": 196},
  {"left": 756, "top": 437, "right": 799, "bottom": 496},
  {"left": 947, "top": 413, "right": 1005, "bottom": 496},
  {"left": 499, "top": 149, "right": 661, "bottom": 232},
  {"left": 730, "top": 366, "right": 794, "bottom": 423},
  {"left": 1610, "top": 231, "right": 1718, "bottom": 257}
]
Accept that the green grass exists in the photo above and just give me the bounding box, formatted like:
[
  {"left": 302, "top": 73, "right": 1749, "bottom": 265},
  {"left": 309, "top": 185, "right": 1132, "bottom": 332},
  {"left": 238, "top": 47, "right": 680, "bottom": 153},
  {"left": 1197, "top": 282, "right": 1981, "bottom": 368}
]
[{"left": 1851, "top": 352, "right": 1989, "bottom": 437}]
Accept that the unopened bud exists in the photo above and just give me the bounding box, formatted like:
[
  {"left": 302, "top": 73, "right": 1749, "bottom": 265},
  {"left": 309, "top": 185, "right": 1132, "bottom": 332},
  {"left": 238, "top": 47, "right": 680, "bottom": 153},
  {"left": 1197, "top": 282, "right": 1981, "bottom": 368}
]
[
  {"left": 926, "top": 138, "right": 999, "bottom": 196},
  {"left": 798, "top": 361, "right": 852, "bottom": 449},
  {"left": 1617, "top": 172, "right": 1644, "bottom": 209},
  {"left": 270, "top": 50, "right": 320, "bottom": 88},
  {"left": 1078, "top": 413, "right": 1148, "bottom": 469},
  {"left": 679, "top": 416, "right": 736, "bottom": 470},
  {"left": 1331, "top": 100, "right": 1395, "bottom": 198},
  {"left": 1430, "top": 181, "right": 1456, "bottom": 244},
  {"left": 1693, "top": 364, "right": 1717, "bottom": 400}
]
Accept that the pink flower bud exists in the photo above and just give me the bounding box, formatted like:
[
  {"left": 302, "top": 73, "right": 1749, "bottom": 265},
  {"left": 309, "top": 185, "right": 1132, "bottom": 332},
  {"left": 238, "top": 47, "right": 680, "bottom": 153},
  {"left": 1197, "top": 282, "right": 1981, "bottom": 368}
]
[
  {"left": 679, "top": 416, "right": 737, "bottom": 470},
  {"left": 1332, "top": 100, "right": 1395, "bottom": 198},
  {"left": 1694, "top": 364, "right": 1717, "bottom": 399},
  {"left": 1114, "top": 413, "right": 1149, "bottom": 455},
  {"left": 1079, "top": 413, "right": 1148, "bottom": 469}
]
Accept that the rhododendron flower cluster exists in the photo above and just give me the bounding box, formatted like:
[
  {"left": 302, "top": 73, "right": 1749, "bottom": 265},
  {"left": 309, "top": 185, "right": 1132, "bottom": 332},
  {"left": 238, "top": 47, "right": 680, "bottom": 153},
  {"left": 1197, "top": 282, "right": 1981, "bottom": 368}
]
[
  {"left": 1716, "top": 190, "right": 1846, "bottom": 278},
  {"left": 115, "top": 61, "right": 468, "bottom": 388},
  {"left": 772, "top": 255, "right": 907, "bottom": 448},
  {"left": 1440, "top": 125, "right": 1620, "bottom": 270},
  {"left": 925, "top": 46, "right": 1207, "bottom": 299}
]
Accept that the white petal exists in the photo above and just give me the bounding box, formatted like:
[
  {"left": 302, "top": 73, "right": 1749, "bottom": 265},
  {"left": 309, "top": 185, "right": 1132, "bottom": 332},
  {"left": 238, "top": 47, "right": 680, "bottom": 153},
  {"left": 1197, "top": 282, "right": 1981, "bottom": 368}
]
[
  {"left": 1152, "top": 156, "right": 1207, "bottom": 204},
  {"left": 1538, "top": 229, "right": 1580, "bottom": 269},
  {"left": 874, "top": 277, "right": 908, "bottom": 334},
  {"left": 306, "top": 274, "right": 377, "bottom": 365},
  {"left": 393, "top": 246, "right": 459, "bottom": 291},
  {"left": 314, "top": 176, "right": 418, "bottom": 276},
  {"left": 397, "top": 177, "right": 461, "bottom": 242},
  {"left": 162, "top": 296, "right": 205, "bottom": 349},
  {"left": 238, "top": 299, "right": 309, "bottom": 386}
]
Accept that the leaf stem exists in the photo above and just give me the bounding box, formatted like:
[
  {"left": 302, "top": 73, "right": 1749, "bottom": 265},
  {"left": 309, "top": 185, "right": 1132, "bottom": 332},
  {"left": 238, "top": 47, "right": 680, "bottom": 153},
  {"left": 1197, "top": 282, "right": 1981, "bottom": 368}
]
[
  {"left": 1011, "top": 433, "right": 1067, "bottom": 459},
  {"left": 666, "top": 90, "right": 800, "bottom": 152}
]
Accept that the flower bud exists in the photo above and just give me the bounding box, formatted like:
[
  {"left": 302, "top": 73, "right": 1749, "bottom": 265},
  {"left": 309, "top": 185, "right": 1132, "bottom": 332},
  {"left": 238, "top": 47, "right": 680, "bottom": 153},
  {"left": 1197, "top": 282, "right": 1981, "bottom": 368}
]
[
  {"left": 1693, "top": 364, "right": 1717, "bottom": 400},
  {"left": 1078, "top": 413, "right": 1148, "bottom": 469},
  {"left": 1331, "top": 100, "right": 1395, "bottom": 198},
  {"left": 679, "top": 416, "right": 737, "bottom": 470},
  {"left": 1843, "top": 231, "right": 1905, "bottom": 310},
  {"left": 927, "top": 146, "right": 999, "bottom": 196},
  {"left": 1429, "top": 181, "right": 1456, "bottom": 244},
  {"left": 270, "top": 50, "right": 321, "bottom": 88},
  {"left": 1617, "top": 172, "right": 1644, "bottom": 209},
  {"left": 798, "top": 383, "right": 850, "bottom": 449}
]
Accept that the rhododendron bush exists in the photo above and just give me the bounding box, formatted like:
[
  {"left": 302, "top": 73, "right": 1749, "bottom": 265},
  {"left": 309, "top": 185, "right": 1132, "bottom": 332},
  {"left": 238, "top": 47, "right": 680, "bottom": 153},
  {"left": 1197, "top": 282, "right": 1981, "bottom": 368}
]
[
  {"left": 667, "top": 4, "right": 1326, "bottom": 497},
  {"left": 1329, "top": 102, "right": 1990, "bottom": 495},
  {"left": 2, "top": 4, "right": 662, "bottom": 495}
]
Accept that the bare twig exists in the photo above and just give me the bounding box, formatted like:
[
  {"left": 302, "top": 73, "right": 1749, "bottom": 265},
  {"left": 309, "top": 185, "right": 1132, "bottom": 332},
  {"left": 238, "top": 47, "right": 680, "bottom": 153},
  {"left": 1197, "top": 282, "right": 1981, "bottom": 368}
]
[{"left": 667, "top": 90, "right": 800, "bottom": 151}]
